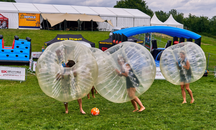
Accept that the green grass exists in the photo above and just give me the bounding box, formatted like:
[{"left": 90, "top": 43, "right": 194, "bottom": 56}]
[
  {"left": 0, "top": 74, "right": 215, "bottom": 129},
  {"left": 0, "top": 29, "right": 110, "bottom": 50},
  {"left": 0, "top": 29, "right": 216, "bottom": 129}
]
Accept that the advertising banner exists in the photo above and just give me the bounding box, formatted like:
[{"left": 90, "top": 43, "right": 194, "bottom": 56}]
[
  {"left": 45, "top": 34, "right": 95, "bottom": 47},
  {"left": 144, "top": 33, "right": 151, "bottom": 49},
  {"left": 33, "top": 61, "right": 37, "bottom": 72},
  {"left": 19, "top": 13, "right": 40, "bottom": 28},
  {"left": 155, "top": 67, "right": 165, "bottom": 80},
  {"left": 0, "top": 66, "right": 26, "bottom": 81},
  {"left": 31, "top": 52, "right": 42, "bottom": 59},
  {"left": 29, "top": 52, "right": 42, "bottom": 71}
]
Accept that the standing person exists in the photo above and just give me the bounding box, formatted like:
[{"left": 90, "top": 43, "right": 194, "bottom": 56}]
[
  {"left": 177, "top": 51, "right": 194, "bottom": 104},
  {"left": 41, "top": 47, "right": 45, "bottom": 52},
  {"left": 87, "top": 86, "right": 96, "bottom": 99},
  {"left": 57, "top": 60, "right": 86, "bottom": 114},
  {"left": 116, "top": 56, "right": 145, "bottom": 112}
]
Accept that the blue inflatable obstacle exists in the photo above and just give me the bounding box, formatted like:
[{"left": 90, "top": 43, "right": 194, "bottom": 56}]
[
  {"left": 112, "top": 26, "right": 201, "bottom": 45},
  {"left": 112, "top": 26, "right": 202, "bottom": 67},
  {"left": 0, "top": 35, "right": 31, "bottom": 65}
]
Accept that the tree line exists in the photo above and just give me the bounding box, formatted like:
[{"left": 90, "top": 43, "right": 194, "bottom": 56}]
[{"left": 115, "top": 0, "right": 216, "bottom": 38}]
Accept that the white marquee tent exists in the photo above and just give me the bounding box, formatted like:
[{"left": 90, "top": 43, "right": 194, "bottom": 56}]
[
  {"left": 72, "top": 6, "right": 98, "bottom": 16},
  {"left": 0, "top": 2, "right": 151, "bottom": 30},
  {"left": 53, "top": 5, "right": 80, "bottom": 14},
  {"left": 163, "top": 14, "right": 183, "bottom": 29},
  {"left": 90, "top": 7, "right": 116, "bottom": 31},
  {"left": 34, "top": 4, "right": 59, "bottom": 14},
  {"left": 107, "top": 7, "right": 134, "bottom": 28},
  {"left": 124, "top": 8, "right": 150, "bottom": 27},
  {"left": 14, "top": 3, "right": 40, "bottom": 13}
]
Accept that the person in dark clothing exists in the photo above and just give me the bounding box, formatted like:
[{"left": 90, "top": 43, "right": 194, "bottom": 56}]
[{"left": 116, "top": 60, "right": 145, "bottom": 112}]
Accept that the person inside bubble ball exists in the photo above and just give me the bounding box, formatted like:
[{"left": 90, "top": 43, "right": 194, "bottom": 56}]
[
  {"left": 116, "top": 56, "right": 145, "bottom": 112},
  {"left": 57, "top": 60, "right": 86, "bottom": 114},
  {"left": 177, "top": 51, "right": 194, "bottom": 104},
  {"left": 87, "top": 86, "right": 97, "bottom": 99}
]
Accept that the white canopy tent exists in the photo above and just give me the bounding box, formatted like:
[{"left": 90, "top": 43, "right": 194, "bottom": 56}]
[
  {"left": 151, "top": 13, "right": 164, "bottom": 26},
  {"left": 163, "top": 14, "right": 183, "bottom": 29}
]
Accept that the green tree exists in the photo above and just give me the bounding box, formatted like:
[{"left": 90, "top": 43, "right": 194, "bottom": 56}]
[
  {"left": 155, "top": 9, "right": 183, "bottom": 23},
  {"left": 0, "top": 0, "right": 16, "bottom": 2},
  {"left": 168, "top": 9, "right": 184, "bottom": 24},
  {"left": 209, "top": 16, "right": 216, "bottom": 35},
  {"left": 114, "top": 0, "right": 153, "bottom": 17},
  {"left": 168, "top": 9, "right": 177, "bottom": 17},
  {"left": 183, "top": 14, "right": 201, "bottom": 32},
  {"left": 155, "top": 10, "right": 169, "bottom": 22}
]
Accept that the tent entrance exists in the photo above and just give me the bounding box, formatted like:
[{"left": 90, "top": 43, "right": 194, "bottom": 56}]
[
  {"left": 40, "top": 13, "right": 112, "bottom": 31},
  {"left": 41, "top": 19, "right": 99, "bottom": 31}
]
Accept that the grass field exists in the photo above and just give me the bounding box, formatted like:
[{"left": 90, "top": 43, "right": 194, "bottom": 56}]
[
  {"left": 0, "top": 29, "right": 110, "bottom": 50},
  {"left": 0, "top": 74, "right": 215, "bottom": 129},
  {"left": 0, "top": 29, "right": 216, "bottom": 129}
]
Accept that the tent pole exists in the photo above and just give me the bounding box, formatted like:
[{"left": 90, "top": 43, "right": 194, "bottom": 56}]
[
  {"left": 64, "top": 19, "right": 66, "bottom": 31},
  {"left": 77, "top": 19, "right": 80, "bottom": 31},
  {"left": 43, "top": 20, "right": 45, "bottom": 30},
  {"left": 59, "top": 22, "right": 61, "bottom": 30},
  {"left": 91, "top": 20, "right": 93, "bottom": 31},
  {"left": 84, "top": 21, "right": 85, "bottom": 31},
  {"left": 46, "top": 20, "right": 49, "bottom": 30},
  {"left": 77, "top": 20, "right": 78, "bottom": 31}
]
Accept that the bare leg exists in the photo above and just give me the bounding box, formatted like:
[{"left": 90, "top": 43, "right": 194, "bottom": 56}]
[
  {"left": 131, "top": 99, "right": 138, "bottom": 112},
  {"left": 128, "top": 88, "right": 136, "bottom": 99},
  {"left": 95, "top": 88, "right": 97, "bottom": 94},
  {"left": 185, "top": 83, "right": 194, "bottom": 103},
  {"left": 128, "top": 88, "right": 145, "bottom": 112},
  {"left": 91, "top": 87, "right": 95, "bottom": 98},
  {"left": 181, "top": 83, "right": 187, "bottom": 104},
  {"left": 134, "top": 97, "right": 145, "bottom": 112},
  {"left": 77, "top": 99, "right": 86, "bottom": 114},
  {"left": 87, "top": 93, "right": 90, "bottom": 99},
  {"left": 64, "top": 102, "right": 68, "bottom": 114}
]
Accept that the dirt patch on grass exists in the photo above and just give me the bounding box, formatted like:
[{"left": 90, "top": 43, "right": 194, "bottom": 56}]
[
  {"left": 152, "top": 33, "right": 172, "bottom": 39},
  {"left": 201, "top": 43, "right": 212, "bottom": 46}
]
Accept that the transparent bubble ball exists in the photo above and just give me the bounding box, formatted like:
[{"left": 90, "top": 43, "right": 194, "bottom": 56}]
[
  {"left": 160, "top": 42, "right": 206, "bottom": 85},
  {"left": 36, "top": 40, "right": 98, "bottom": 102},
  {"left": 92, "top": 42, "right": 156, "bottom": 103}
]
